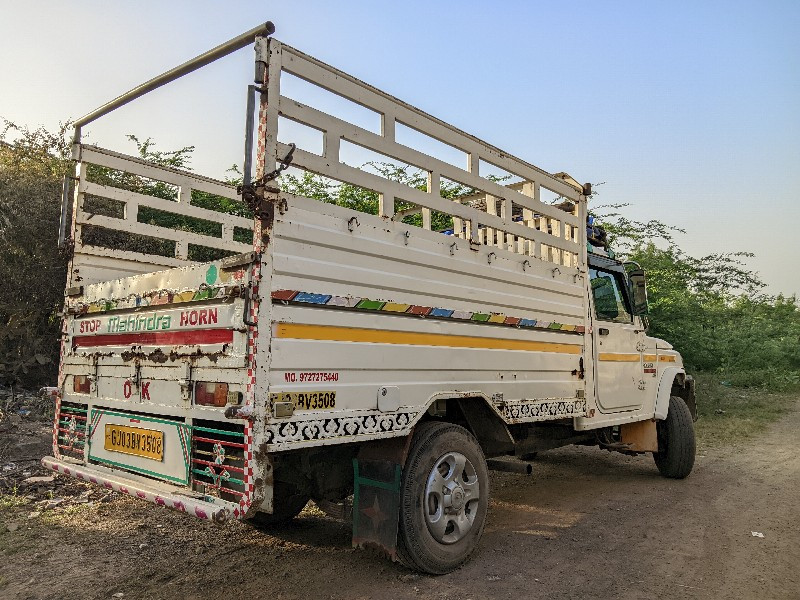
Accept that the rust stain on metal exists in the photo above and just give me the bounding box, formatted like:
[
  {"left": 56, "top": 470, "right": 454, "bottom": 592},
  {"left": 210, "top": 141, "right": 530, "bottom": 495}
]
[
  {"left": 115, "top": 347, "right": 227, "bottom": 363},
  {"left": 148, "top": 348, "right": 169, "bottom": 363}
]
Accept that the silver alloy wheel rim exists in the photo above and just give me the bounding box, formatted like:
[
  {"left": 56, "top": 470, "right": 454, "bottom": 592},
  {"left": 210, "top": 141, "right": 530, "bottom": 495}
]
[{"left": 424, "top": 451, "right": 480, "bottom": 544}]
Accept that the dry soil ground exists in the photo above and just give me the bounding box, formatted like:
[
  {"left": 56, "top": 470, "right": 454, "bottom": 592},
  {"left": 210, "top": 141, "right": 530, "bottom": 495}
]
[{"left": 1, "top": 397, "right": 798, "bottom": 600}]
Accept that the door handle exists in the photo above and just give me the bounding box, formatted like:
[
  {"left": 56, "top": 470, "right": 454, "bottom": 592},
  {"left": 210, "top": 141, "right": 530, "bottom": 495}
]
[
  {"left": 571, "top": 356, "right": 585, "bottom": 380},
  {"left": 598, "top": 328, "right": 609, "bottom": 336}
]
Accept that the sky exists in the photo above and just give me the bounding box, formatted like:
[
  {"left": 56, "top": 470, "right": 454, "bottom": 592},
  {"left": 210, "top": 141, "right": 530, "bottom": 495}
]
[{"left": 1, "top": 1, "right": 798, "bottom": 296}]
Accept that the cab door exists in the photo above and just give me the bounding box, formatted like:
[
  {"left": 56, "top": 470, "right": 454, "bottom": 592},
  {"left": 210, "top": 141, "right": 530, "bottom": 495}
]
[{"left": 590, "top": 266, "right": 644, "bottom": 412}]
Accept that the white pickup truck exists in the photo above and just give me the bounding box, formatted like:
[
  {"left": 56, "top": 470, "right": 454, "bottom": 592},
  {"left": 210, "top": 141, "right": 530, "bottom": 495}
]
[{"left": 44, "top": 22, "right": 696, "bottom": 574}]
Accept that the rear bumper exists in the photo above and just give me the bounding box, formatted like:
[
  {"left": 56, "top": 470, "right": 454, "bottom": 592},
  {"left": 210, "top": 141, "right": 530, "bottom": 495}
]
[{"left": 41, "top": 456, "right": 232, "bottom": 524}]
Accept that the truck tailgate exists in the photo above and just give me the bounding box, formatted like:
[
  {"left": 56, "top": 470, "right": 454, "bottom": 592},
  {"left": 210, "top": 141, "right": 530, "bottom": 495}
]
[{"left": 57, "top": 258, "right": 253, "bottom": 496}]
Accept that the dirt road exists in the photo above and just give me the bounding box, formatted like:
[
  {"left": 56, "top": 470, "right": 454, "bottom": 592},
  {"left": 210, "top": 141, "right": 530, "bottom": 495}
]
[{"left": 2, "top": 399, "right": 798, "bottom": 600}]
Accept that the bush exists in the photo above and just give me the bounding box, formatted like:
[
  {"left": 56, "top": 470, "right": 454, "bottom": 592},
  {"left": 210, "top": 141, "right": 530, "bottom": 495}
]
[{"left": 0, "top": 121, "right": 71, "bottom": 389}]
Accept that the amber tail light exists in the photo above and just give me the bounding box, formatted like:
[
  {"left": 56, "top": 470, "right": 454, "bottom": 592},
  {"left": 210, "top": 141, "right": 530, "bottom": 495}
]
[
  {"left": 73, "top": 375, "right": 91, "bottom": 394},
  {"left": 194, "top": 382, "right": 229, "bottom": 407}
]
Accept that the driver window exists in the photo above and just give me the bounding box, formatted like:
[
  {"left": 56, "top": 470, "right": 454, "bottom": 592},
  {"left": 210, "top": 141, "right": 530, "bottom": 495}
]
[{"left": 590, "top": 268, "right": 633, "bottom": 323}]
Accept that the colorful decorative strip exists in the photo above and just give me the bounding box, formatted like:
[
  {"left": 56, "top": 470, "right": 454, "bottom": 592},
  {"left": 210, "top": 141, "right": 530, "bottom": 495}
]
[
  {"left": 271, "top": 290, "right": 586, "bottom": 335},
  {"left": 67, "top": 282, "right": 243, "bottom": 316}
]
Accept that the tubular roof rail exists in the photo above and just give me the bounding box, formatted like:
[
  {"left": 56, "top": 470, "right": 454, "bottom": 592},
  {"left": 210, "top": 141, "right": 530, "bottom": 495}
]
[{"left": 71, "top": 21, "right": 275, "bottom": 146}]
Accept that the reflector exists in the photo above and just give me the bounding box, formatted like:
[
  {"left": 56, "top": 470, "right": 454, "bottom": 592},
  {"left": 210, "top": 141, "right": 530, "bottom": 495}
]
[
  {"left": 73, "top": 375, "right": 91, "bottom": 394},
  {"left": 194, "top": 382, "right": 229, "bottom": 407}
]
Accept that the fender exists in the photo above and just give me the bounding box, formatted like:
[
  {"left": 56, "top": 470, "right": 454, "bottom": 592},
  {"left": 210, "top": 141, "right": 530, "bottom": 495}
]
[
  {"left": 420, "top": 391, "right": 515, "bottom": 457},
  {"left": 654, "top": 367, "right": 686, "bottom": 420}
]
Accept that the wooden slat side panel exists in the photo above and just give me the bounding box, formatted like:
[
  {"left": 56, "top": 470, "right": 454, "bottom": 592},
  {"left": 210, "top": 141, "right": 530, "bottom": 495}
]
[
  {"left": 278, "top": 43, "right": 581, "bottom": 200},
  {"left": 279, "top": 143, "right": 582, "bottom": 256},
  {"left": 279, "top": 97, "right": 581, "bottom": 227},
  {"left": 71, "top": 146, "right": 255, "bottom": 285},
  {"left": 271, "top": 40, "right": 587, "bottom": 267}
]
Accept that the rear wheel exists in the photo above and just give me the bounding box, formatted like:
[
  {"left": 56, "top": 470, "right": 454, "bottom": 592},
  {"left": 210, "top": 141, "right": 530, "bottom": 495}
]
[
  {"left": 397, "top": 422, "right": 489, "bottom": 574},
  {"left": 653, "top": 395, "right": 696, "bottom": 479},
  {"left": 251, "top": 481, "right": 309, "bottom": 527}
]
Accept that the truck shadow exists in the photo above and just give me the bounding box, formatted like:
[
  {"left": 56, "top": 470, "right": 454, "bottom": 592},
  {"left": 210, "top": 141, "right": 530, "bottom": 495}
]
[
  {"left": 253, "top": 445, "right": 664, "bottom": 550},
  {"left": 250, "top": 511, "right": 353, "bottom": 548}
]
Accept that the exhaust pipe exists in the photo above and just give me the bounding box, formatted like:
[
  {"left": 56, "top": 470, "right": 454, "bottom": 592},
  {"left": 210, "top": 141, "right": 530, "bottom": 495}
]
[{"left": 486, "top": 458, "right": 533, "bottom": 475}]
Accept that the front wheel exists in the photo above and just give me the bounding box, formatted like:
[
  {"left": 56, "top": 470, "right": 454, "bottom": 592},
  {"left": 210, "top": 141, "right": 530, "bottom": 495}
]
[
  {"left": 397, "top": 422, "right": 489, "bottom": 574},
  {"left": 653, "top": 395, "right": 696, "bottom": 479}
]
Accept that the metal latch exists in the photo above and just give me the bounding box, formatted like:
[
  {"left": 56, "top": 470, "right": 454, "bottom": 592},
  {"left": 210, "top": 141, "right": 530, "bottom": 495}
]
[
  {"left": 221, "top": 252, "right": 257, "bottom": 270},
  {"left": 178, "top": 362, "right": 192, "bottom": 403},
  {"left": 242, "top": 284, "right": 258, "bottom": 327},
  {"left": 237, "top": 143, "right": 295, "bottom": 218}
]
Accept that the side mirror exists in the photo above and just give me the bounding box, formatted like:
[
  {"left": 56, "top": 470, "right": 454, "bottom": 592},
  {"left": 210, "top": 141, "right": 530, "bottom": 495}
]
[{"left": 628, "top": 269, "right": 648, "bottom": 316}]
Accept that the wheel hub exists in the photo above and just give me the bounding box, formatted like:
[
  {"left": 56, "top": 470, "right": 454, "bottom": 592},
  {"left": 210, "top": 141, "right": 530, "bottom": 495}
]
[
  {"left": 424, "top": 451, "right": 480, "bottom": 544},
  {"left": 447, "top": 485, "right": 465, "bottom": 511}
]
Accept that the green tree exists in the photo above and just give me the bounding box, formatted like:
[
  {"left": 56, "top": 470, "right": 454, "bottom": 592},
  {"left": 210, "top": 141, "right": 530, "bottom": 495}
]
[
  {"left": 0, "top": 120, "right": 71, "bottom": 389},
  {"left": 593, "top": 202, "right": 800, "bottom": 388}
]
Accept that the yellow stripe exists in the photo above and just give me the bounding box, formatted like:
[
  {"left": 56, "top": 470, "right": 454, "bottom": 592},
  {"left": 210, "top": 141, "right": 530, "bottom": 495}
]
[
  {"left": 276, "top": 323, "right": 582, "bottom": 354},
  {"left": 659, "top": 355, "right": 677, "bottom": 363},
  {"left": 599, "top": 353, "right": 641, "bottom": 362},
  {"left": 644, "top": 354, "right": 657, "bottom": 362}
]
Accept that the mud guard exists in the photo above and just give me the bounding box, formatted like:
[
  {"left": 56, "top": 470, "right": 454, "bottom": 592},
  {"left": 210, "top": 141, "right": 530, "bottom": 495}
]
[{"left": 351, "top": 435, "right": 411, "bottom": 559}]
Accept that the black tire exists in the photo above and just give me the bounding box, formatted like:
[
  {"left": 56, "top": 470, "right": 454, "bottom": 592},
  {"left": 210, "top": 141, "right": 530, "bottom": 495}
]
[
  {"left": 250, "top": 482, "right": 309, "bottom": 527},
  {"left": 397, "top": 422, "right": 489, "bottom": 574},
  {"left": 653, "top": 395, "right": 696, "bottom": 479}
]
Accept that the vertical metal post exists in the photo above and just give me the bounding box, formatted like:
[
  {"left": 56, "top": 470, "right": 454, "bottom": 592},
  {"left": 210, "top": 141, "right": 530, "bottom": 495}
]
[
  {"left": 58, "top": 174, "right": 72, "bottom": 249},
  {"left": 243, "top": 85, "right": 258, "bottom": 187}
]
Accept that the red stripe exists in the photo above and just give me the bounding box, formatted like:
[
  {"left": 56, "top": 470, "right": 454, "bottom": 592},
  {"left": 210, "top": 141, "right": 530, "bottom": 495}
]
[
  {"left": 58, "top": 444, "right": 83, "bottom": 453},
  {"left": 191, "top": 435, "right": 247, "bottom": 449},
  {"left": 271, "top": 290, "right": 298, "bottom": 301},
  {"left": 73, "top": 328, "right": 233, "bottom": 348}
]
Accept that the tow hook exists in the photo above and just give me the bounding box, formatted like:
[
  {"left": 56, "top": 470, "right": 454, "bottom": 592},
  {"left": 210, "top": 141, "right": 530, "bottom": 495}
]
[{"left": 224, "top": 404, "right": 254, "bottom": 420}]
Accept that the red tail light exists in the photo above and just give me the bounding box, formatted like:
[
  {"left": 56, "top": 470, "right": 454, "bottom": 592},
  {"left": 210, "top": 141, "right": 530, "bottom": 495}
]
[
  {"left": 73, "top": 375, "right": 91, "bottom": 394},
  {"left": 194, "top": 382, "right": 229, "bottom": 407}
]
